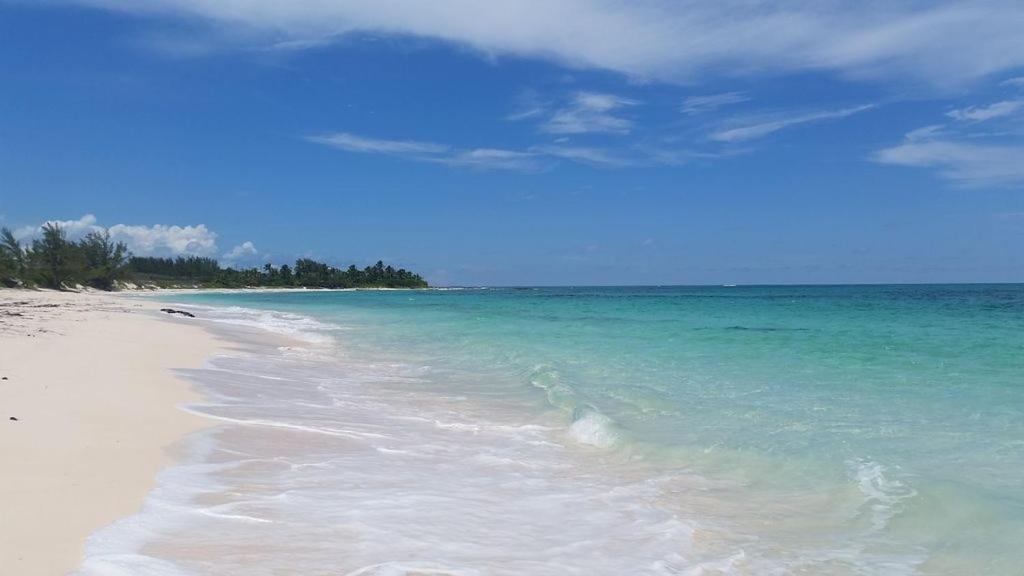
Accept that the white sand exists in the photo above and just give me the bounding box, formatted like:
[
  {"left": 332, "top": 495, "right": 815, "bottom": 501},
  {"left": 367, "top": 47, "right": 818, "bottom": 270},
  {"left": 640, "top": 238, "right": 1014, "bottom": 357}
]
[{"left": 0, "top": 289, "right": 221, "bottom": 575}]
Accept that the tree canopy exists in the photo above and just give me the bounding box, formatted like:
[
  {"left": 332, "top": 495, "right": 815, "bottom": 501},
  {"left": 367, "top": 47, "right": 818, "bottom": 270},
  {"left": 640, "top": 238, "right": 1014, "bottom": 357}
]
[
  {"left": 0, "top": 223, "right": 427, "bottom": 290},
  {"left": 129, "top": 256, "right": 427, "bottom": 289}
]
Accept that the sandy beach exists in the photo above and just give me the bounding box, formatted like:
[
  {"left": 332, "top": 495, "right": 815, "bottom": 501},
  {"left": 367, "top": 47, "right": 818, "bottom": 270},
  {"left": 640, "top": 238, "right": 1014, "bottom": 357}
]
[{"left": 0, "top": 289, "right": 221, "bottom": 575}]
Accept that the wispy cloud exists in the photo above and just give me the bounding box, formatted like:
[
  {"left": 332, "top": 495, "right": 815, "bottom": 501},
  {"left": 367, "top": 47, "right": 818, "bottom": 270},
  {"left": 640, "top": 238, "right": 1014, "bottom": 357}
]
[
  {"left": 875, "top": 92, "right": 1024, "bottom": 188},
  {"left": 309, "top": 128, "right": 766, "bottom": 170},
  {"left": 308, "top": 132, "right": 539, "bottom": 171},
  {"left": 306, "top": 132, "right": 449, "bottom": 156},
  {"left": 709, "top": 105, "right": 874, "bottom": 143},
  {"left": 903, "top": 124, "right": 946, "bottom": 141},
  {"left": 307, "top": 130, "right": 634, "bottom": 171},
  {"left": 639, "top": 146, "right": 738, "bottom": 166},
  {"left": 65, "top": 1, "right": 1024, "bottom": 88},
  {"left": 540, "top": 92, "right": 637, "bottom": 135},
  {"left": 946, "top": 100, "right": 1024, "bottom": 122},
  {"left": 438, "top": 148, "right": 545, "bottom": 171},
  {"left": 873, "top": 138, "right": 1024, "bottom": 188},
  {"left": 680, "top": 92, "right": 748, "bottom": 115},
  {"left": 532, "top": 145, "right": 632, "bottom": 167},
  {"left": 506, "top": 89, "right": 549, "bottom": 122}
]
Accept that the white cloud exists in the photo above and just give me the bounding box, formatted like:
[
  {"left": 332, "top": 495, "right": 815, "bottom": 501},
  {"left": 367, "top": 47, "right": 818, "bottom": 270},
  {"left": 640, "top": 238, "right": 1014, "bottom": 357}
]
[
  {"left": 875, "top": 91, "right": 1024, "bottom": 188},
  {"left": 640, "top": 146, "right": 733, "bottom": 166},
  {"left": 873, "top": 134, "right": 1024, "bottom": 188},
  {"left": 67, "top": 1, "right": 1024, "bottom": 88},
  {"left": 1003, "top": 77, "right": 1024, "bottom": 88},
  {"left": 308, "top": 130, "right": 734, "bottom": 169},
  {"left": 946, "top": 100, "right": 1024, "bottom": 122},
  {"left": 438, "top": 148, "right": 544, "bottom": 171},
  {"left": 904, "top": 124, "right": 947, "bottom": 141},
  {"left": 681, "top": 92, "right": 749, "bottom": 115},
  {"left": 306, "top": 132, "right": 449, "bottom": 156},
  {"left": 108, "top": 223, "right": 219, "bottom": 256},
  {"left": 13, "top": 214, "right": 102, "bottom": 240},
  {"left": 308, "top": 132, "right": 541, "bottom": 171},
  {"left": 532, "top": 145, "right": 631, "bottom": 167},
  {"left": 12, "top": 215, "right": 221, "bottom": 256},
  {"left": 308, "top": 131, "right": 634, "bottom": 170},
  {"left": 709, "top": 104, "right": 874, "bottom": 142},
  {"left": 222, "top": 240, "right": 259, "bottom": 264},
  {"left": 506, "top": 89, "right": 549, "bottom": 122},
  {"left": 542, "top": 92, "right": 637, "bottom": 135}
]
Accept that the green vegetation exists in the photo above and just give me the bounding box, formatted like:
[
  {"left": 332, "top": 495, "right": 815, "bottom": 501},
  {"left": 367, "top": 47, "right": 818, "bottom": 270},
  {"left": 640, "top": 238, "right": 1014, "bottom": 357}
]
[
  {"left": 130, "top": 255, "right": 427, "bottom": 289},
  {"left": 0, "top": 223, "right": 427, "bottom": 290},
  {"left": 1, "top": 224, "right": 131, "bottom": 289}
]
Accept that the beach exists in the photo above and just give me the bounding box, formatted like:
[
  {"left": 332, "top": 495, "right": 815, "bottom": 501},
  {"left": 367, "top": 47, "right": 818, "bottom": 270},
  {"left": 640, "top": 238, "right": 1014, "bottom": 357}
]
[
  {"left": 5, "top": 0, "right": 1021, "bottom": 571},
  {"left": 0, "top": 290, "right": 220, "bottom": 575},
  {"left": 1, "top": 285, "right": 1022, "bottom": 574}
]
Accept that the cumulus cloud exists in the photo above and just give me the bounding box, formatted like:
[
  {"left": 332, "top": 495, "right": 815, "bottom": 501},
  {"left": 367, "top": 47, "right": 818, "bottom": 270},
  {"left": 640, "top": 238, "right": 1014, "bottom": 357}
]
[
  {"left": 222, "top": 240, "right": 260, "bottom": 264},
  {"left": 681, "top": 92, "right": 749, "bottom": 115},
  {"left": 709, "top": 104, "right": 874, "bottom": 142},
  {"left": 13, "top": 214, "right": 102, "bottom": 240},
  {"left": 108, "top": 223, "right": 219, "bottom": 256},
  {"left": 65, "top": 1, "right": 1024, "bottom": 88},
  {"left": 13, "top": 214, "right": 220, "bottom": 256}
]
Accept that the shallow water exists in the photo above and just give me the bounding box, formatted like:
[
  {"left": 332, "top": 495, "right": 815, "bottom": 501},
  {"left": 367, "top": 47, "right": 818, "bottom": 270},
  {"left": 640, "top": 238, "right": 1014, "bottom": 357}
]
[{"left": 80, "top": 285, "right": 1024, "bottom": 574}]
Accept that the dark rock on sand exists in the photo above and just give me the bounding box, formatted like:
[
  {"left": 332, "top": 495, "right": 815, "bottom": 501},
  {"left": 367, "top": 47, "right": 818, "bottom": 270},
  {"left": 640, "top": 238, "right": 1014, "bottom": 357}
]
[{"left": 160, "top": 308, "right": 196, "bottom": 318}]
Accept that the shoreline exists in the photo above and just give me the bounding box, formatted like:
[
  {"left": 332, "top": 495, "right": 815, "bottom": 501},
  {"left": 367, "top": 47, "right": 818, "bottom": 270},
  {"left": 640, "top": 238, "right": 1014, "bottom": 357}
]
[
  {"left": 3, "top": 286, "right": 1018, "bottom": 573},
  {"left": 125, "top": 286, "right": 432, "bottom": 294},
  {"left": 0, "top": 289, "right": 224, "bottom": 574}
]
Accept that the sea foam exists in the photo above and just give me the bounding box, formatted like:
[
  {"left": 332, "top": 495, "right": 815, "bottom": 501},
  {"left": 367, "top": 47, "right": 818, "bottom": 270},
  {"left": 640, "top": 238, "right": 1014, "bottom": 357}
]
[{"left": 77, "top": 322, "right": 708, "bottom": 575}]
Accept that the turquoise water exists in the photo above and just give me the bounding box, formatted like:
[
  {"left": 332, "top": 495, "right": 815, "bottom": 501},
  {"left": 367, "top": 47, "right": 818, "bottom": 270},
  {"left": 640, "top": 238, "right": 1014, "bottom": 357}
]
[{"left": 88, "top": 285, "right": 1024, "bottom": 574}]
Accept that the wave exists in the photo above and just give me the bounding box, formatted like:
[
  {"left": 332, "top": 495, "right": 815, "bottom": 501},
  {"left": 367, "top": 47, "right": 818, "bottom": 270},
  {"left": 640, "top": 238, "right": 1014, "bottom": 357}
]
[
  {"left": 569, "top": 408, "right": 620, "bottom": 448},
  {"left": 528, "top": 364, "right": 622, "bottom": 448},
  {"left": 344, "top": 562, "right": 476, "bottom": 576},
  {"left": 849, "top": 459, "right": 918, "bottom": 532},
  {"left": 178, "top": 304, "right": 339, "bottom": 344},
  {"left": 527, "top": 363, "right": 576, "bottom": 411}
]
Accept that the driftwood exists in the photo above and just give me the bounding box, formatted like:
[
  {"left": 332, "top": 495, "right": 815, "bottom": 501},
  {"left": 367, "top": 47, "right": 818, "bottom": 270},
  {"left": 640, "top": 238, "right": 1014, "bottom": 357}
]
[{"left": 159, "top": 308, "right": 196, "bottom": 318}]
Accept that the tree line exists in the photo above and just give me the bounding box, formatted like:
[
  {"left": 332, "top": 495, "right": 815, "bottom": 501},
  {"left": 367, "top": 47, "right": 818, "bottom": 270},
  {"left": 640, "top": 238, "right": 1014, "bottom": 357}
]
[
  {"left": 130, "top": 256, "right": 427, "bottom": 288},
  {"left": 0, "top": 223, "right": 427, "bottom": 290}
]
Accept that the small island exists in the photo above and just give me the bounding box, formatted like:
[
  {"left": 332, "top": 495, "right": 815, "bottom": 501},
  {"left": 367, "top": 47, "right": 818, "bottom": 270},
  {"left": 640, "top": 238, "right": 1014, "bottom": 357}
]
[{"left": 0, "top": 223, "right": 428, "bottom": 290}]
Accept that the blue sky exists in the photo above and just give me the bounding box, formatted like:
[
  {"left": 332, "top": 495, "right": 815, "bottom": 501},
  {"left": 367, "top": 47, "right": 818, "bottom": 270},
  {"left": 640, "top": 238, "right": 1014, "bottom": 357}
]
[{"left": 2, "top": 1, "right": 1023, "bottom": 285}]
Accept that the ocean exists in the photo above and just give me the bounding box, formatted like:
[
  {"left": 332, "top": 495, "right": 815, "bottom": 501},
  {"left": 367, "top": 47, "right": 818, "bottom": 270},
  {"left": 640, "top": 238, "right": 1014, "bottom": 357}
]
[{"left": 79, "top": 285, "right": 1024, "bottom": 575}]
